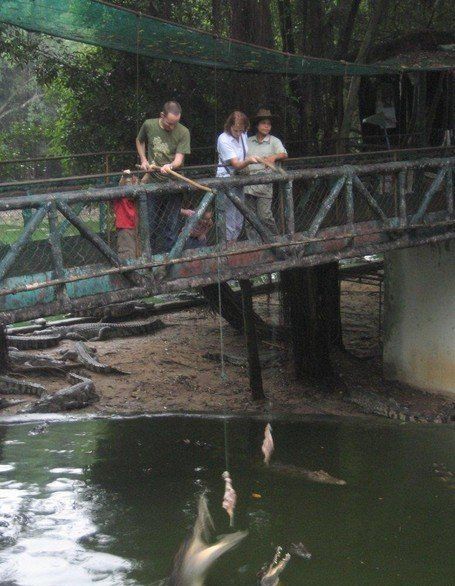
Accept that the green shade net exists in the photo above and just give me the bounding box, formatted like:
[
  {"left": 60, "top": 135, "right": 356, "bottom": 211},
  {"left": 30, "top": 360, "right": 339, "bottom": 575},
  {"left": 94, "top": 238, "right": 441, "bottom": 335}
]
[{"left": 0, "top": 0, "right": 397, "bottom": 76}]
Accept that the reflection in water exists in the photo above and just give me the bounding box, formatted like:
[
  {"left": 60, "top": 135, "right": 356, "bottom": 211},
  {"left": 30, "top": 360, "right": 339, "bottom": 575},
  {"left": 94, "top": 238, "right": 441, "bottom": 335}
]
[
  {"left": 0, "top": 416, "right": 453, "bottom": 585},
  {"left": 0, "top": 421, "right": 133, "bottom": 585}
]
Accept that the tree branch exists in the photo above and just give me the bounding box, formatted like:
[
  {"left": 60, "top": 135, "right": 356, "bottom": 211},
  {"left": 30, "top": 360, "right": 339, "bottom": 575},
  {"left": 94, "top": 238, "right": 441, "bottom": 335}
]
[{"left": 0, "top": 92, "right": 43, "bottom": 122}]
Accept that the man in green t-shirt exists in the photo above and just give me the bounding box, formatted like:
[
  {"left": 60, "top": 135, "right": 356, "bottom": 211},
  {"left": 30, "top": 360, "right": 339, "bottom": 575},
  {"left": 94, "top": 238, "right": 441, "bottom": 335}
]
[{"left": 136, "top": 101, "right": 191, "bottom": 253}]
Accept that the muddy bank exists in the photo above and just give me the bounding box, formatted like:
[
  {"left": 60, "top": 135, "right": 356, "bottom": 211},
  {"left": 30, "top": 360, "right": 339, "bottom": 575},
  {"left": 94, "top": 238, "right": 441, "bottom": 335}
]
[{"left": 1, "top": 281, "right": 453, "bottom": 422}]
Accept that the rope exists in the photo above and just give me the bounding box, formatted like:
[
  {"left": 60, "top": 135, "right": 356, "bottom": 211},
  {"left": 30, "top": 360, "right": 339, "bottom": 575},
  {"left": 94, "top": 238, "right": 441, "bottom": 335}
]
[
  {"left": 212, "top": 57, "right": 227, "bottom": 382},
  {"left": 215, "top": 217, "right": 227, "bottom": 382},
  {"left": 213, "top": 54, "right": 230, "bottom": 479},
  {"left": 223, "top": 418, "right": 230, "bottom": 471}
]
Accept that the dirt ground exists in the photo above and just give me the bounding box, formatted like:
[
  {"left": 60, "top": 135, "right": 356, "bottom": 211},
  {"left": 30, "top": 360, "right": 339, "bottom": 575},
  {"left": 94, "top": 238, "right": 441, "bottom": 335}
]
[{"left": 2, "top": 280, "right": 454, "bottom": 422}]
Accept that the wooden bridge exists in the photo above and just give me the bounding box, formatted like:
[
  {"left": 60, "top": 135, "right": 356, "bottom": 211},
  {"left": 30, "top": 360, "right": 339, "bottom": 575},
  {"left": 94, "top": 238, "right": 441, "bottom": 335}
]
[{"left": 0, "top": 149, "right": 453, "bottom": 326}]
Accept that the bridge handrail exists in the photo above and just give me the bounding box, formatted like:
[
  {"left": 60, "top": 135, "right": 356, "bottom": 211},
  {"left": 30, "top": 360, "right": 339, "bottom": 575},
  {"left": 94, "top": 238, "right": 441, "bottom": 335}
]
[{"left": 0, "top": 155, "right": 454, "bottom": 211}]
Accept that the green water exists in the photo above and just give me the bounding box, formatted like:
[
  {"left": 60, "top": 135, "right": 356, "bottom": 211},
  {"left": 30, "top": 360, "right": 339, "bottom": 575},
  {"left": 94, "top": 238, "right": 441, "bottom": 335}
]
[{"left": 0, "top": 415, "right": 454, "bottom": 585}]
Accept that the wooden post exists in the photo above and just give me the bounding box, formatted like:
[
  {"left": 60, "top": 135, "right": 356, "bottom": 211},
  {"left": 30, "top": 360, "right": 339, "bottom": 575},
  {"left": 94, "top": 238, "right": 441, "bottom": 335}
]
[
  {"left": 283, "top": 181, "right": 295, "bottom": 236},
  {"left": 47, "top": 202, "right": 69, "bottom": 302},
  {"left": 398, "top": 171, "right": 407, "bottom": 227},
  {"left": 138, "top": 191, "right": 152, "bottom": 260},
  {"left": 446, "top": 167, "right": 453, "bottom": 217},
  {"left": 281, "top": 267, "right": 332, "bottom": 380},
  {"left": 0, "top": 205, "right": 48, "bottom": 281},
  {"left": 317, "top": 262, "right": 343, "bottom": 349},
  {"left": 0, "top": 323, "right": 8, "bottom": 375},
  {"left": 239, "top": 279, "right": 265, "bottom": 401}
]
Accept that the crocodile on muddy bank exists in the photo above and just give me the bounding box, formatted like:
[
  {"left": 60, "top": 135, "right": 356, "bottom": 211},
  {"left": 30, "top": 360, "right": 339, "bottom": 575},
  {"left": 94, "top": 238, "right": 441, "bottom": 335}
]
[
  {"left": 25, "top": 373, "right": 99, "bottom": 413},
  {"left": 36, "top": 318, "right": 167, "bottom": 341},
  {"left": 60, "top": 342, "right": 130, "bottom": 375}
]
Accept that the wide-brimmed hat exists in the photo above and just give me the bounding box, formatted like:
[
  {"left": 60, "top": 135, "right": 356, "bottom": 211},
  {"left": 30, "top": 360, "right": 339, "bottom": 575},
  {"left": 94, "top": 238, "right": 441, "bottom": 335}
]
[{"left": 252, "top": 108, "right": 278, "bottom": 123}]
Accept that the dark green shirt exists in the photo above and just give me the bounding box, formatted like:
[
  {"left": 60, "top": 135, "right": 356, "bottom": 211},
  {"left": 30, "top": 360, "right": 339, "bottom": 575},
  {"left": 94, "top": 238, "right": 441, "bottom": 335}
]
[{"left": 136, "top": 118, "right": 191, "bottom": 166}]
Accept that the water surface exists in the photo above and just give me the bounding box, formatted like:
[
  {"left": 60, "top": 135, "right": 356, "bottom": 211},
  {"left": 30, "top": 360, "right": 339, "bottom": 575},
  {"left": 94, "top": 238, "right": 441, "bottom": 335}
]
[{"left": 0, "top": 415, "right": 454, "bottom": 585}]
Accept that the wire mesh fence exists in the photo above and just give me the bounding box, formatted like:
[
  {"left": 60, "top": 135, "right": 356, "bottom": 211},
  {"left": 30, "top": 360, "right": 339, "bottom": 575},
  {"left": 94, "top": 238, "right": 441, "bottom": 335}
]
[{"left": 0, "top": 154, "right": 452, "bottom": 318}]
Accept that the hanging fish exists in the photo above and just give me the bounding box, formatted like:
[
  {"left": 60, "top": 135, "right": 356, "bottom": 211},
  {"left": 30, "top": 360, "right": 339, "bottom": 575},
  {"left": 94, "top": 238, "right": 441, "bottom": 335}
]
[
  {"left": 222, "top": 471, "right": 237, "bottom": 527},
  {"left": 262, "top": 423, "right": 274, "bottom": 466}
]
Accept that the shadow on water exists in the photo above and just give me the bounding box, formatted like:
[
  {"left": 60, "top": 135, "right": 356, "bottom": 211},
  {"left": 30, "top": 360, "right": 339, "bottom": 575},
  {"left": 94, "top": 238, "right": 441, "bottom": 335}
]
[{"left": 0, "top": 414, "right": 454, "bottom": 585}]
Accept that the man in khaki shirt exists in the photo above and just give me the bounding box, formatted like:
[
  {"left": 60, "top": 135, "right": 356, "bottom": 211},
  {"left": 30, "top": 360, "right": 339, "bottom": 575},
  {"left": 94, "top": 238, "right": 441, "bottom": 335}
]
[{"left": 244, "top": 109, "right": 288, "bottom": 241}]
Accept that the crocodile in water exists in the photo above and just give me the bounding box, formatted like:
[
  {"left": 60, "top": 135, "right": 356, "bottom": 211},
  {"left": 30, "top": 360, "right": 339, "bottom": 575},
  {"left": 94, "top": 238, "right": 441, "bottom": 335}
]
[
  {"left": 37, "top": 318, "right": 166, "bottom": 341},
  {"left": 0, "top": 374, "right": 46, "bottom": 397},
  {"left": 267, "top": 462, "right": 347, "bottom": 485},
  {"left": 61, "top": 342, "right": 130, "bottom": 375},
  {"left": 258, "top": 547, "right": 291, "bottom": 586}
]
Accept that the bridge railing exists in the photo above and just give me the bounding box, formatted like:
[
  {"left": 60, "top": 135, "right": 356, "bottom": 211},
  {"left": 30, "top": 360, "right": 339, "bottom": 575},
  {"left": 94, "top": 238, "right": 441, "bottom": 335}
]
[{"left": 0, "top": 155, "right": 453, "bottom": 324}]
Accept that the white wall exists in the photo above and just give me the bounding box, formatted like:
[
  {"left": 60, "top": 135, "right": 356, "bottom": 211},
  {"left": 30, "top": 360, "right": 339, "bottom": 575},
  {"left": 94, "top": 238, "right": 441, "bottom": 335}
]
[{"left": 383, "top": 239, "right": 455, "bottom": 396}]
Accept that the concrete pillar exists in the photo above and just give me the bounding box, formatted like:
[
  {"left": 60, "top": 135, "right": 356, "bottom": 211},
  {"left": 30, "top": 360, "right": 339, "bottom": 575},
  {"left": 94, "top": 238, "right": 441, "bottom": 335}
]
[{"left": 383, "top": 240, "right": 455, "bottom": 396}]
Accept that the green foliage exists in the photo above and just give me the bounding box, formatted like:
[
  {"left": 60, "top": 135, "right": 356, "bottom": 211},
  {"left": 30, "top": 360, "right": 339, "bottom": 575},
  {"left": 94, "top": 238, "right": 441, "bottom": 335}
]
[{"left": 0, "top": 0, "right": 453, "bottom": 172}]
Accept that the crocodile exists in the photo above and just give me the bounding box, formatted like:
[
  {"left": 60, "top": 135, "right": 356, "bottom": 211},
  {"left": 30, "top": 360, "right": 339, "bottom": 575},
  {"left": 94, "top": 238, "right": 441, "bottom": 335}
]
[
  {"left": 168, "top": 493, "right": 247, "bottom": 586},
  {"left": 267, "top": 462, "right": 347, "bottom": 485},
  {"left": 60, "top": 342, "right": 130, "bottom": 375},
  {"left": 7, "top": 334, "right": 61, "bottom": 351},
  {"left": 0, "top": 397, "right": 26, "bottom": 409},
  {"left": 289, "top": 542, "right": 312, "bottom": 560},
  {"left": 0, "top": 375, "right": 46, "bottom": 397},
  {"left": 258, "top": 547, "right": 291, "bottom": 586},
  {"left": 9, "top": 350, "right": 73, "bottom": 370},
  {"left": 37, "top": 318, "right": 166, "bottom": 341},
  {"left": 26, "top": 373, "right": 99, "bottom": 412},
  {"left": 203, "top": 351, "right": 285, "bottom": 369}
]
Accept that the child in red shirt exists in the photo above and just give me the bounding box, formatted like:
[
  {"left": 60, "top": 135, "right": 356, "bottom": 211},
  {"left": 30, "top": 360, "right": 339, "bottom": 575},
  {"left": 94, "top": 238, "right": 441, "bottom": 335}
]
[{"left": 114, "top": 170, "right": 138, "bottom": 260}]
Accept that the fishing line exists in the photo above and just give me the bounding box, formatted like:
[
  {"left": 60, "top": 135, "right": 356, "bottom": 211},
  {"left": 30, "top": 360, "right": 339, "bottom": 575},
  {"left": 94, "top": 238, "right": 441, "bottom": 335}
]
[
  {"left": 212, "top": 58, "right": 227, "bottom": 383},
  {"left": 215, "top": 214, "right": 227, "bottom": 382},
  {"left": 223, "top": 417, "right": 230, "bottom": 471}
]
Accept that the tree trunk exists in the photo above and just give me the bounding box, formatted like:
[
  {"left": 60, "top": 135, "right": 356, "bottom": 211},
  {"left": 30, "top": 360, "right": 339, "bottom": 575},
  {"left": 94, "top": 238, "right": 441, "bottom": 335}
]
[
  {"left": 228, "top": 0, "right": 280, "bottom": 112},
  {"left": 212, "top": 0, "right": 223, "bottom": 34},
  {"left": 276, "top": 0, "right": 295, "bottom": 53},
  {"left": 338, "top": 0, "right": 390, "bottom": 152},
  {"left": 317, "top": 262, "right": 343, "bottom": 349},
  {"left": 328, "top": 0, "right": 361, "bottom": 136},
  {"left": 281, "top": 267, "right": 333, "bottom": 380}
]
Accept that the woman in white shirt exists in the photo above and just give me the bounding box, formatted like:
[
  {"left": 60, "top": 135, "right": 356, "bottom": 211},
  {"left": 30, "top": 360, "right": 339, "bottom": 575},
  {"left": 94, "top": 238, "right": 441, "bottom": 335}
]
[{"left": 216, "top": 111, "right": 258, "bottom": 242}]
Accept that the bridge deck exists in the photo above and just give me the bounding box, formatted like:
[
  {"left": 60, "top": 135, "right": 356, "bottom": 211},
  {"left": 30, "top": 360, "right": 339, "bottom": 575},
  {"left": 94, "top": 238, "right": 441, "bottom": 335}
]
[{"left": 0, "top": 154, "right": 453, "bottom": 324}]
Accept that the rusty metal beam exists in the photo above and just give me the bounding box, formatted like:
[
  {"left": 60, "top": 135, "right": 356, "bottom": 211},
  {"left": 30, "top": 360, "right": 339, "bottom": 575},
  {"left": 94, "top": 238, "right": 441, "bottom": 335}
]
[
  {"left": 1, "top": 221, "right": 453, "bottom": 325},
  {"left": 0, "top": 212, "right": 453, "bottom": 299}
]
